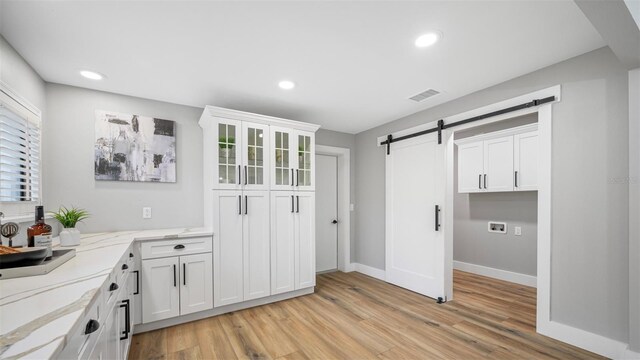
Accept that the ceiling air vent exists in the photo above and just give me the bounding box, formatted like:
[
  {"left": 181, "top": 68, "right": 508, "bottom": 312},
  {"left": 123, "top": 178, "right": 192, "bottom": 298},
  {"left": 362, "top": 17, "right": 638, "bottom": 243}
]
[{"left": 409, "top": 89, "right": 440, "bottom": 102}]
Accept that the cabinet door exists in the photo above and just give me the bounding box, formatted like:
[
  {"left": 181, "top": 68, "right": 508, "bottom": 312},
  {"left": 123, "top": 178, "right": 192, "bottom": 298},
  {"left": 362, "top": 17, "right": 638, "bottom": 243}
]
[
  {"left": 180, "top": 253, "right": 213, "bottom": 315},
  {"left": 242, "top": 122, "right": 270, "bottom": 190},
  {"left": 457, "top": 141, "right": 484, "bottom": 193},
  {"left": 294, "top": 130, "right": 315, "bottom": 191},
  {"left": 295, "top": 192, "right": 316, "bottom": 289},
  {"left": 141, "top": 257, "right": 180, "bottom": 323},
  {"left": 104, "top": 306, "right": 120, "bottom": 360},
  {"left": 243, "top": 191, "right": 271, "bottom": 300},
  {"left": 85, "top": 328, "right": 106, "bottom": 360},
  {"left": 213, "top": 191, "right": 244, "bottom": 307},
  {"left": 214, "top": 119, "right": 243, "bottom": 190},
  {"left": 483, "top": 136, "right": 514, "bottom": 192},
  {"left": 271, "top": 191, "right": 296, "bottom": 294},
  {"left": 271, "top": 126, "right": 295, "bottom": 190},
  {"left": 514, "top": 131, "right": 538, "bottom": 191}
]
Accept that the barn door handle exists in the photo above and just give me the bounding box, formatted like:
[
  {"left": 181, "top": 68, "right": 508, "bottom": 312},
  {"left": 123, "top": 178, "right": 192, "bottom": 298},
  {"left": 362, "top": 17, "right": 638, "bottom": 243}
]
[{"left": 435, "top": 205, "right": 441, "bottom": 231}]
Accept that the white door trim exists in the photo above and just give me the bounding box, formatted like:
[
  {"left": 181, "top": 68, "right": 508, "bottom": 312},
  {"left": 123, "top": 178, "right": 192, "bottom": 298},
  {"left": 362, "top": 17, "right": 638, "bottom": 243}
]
[{"left": 315, "top": 145, "right": 352, "bottom": 272}]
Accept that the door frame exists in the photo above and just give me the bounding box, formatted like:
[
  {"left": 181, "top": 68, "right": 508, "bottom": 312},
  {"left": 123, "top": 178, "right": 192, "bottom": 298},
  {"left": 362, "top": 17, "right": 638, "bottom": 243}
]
[
  {"left": 376, "top": 85, "right": 559, "bottom": 339},
  {"left": 315, "top": 145, "right": 351, "bottom": 272}
]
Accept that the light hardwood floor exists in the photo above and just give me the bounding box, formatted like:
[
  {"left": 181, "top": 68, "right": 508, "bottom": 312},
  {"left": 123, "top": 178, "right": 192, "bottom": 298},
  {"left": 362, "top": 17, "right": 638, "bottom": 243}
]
[{"left": 129, "top": 270, "right": 604, "bottom": 359}]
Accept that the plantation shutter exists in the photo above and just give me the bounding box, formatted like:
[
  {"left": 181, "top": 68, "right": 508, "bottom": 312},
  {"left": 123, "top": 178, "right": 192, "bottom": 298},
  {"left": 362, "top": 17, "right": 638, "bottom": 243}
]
[{"left": 0, "top": 102, "right": 40, "bottom": 202}]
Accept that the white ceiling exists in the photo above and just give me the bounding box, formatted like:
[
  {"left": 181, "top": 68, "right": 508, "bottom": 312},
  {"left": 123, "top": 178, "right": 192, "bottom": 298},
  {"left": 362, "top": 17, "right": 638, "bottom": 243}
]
[{"left": 0, "top": 1, "right": 604, "bottom": 134}]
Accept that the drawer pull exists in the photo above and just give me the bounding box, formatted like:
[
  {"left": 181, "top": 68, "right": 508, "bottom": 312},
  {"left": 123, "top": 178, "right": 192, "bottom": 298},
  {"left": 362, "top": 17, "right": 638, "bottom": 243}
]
[
  {"left": 133, "top": 270, "right": 140, "bottom": 295},
  {"left": 109, "top": 282, "right": 119, "bottom": 291},
  {"left": 121, "top": 264, "right": 128, "bottom": 270},
  {"left": 119, "top": 299, "right": 130, "bottom": 340},
  {"left": 84, "top": 319, "right": 100, "bottom": 335},
  {"left": 174, "top": 244, "right": 185, "bottom": 250},
  {"left": 129, "top": 252, "right": 134, "bottom": 258}
]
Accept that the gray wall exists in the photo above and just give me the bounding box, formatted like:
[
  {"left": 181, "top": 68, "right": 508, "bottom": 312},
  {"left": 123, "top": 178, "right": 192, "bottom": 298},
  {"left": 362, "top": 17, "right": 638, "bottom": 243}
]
[
  {"left": 453, "top": 114, "right": 538, "bottom": 276},
  {"left": 0, "top": 35, "right": 45, "bottom": 111},
  {"left": 354, "top": 47, "right": 629, "bottom": 342},
  {"left": 43, "top": 84, "right": 204, "bottom": 232},
  {"left": 316, "top": 129, "right": 357, "bottom": 262},
  {"left": 629, "top": 68, "right": 640, "bottom": 352}
]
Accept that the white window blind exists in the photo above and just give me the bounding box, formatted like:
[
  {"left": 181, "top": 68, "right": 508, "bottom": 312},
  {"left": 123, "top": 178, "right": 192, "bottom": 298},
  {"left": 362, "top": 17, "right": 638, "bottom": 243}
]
[{"left": 0, "top": 103, "right": 40, "bottom": 202}]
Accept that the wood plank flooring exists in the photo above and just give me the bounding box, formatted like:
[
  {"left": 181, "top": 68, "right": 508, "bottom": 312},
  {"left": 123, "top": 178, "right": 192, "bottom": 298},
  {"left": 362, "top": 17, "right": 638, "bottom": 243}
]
[{"left": 129, "top": 270, "right": 604, "bottom": 359}]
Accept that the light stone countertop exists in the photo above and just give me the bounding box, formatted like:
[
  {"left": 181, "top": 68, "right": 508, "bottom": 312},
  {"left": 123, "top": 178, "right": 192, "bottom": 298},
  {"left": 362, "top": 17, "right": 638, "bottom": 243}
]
[{"left": 0, "top": 228, "right": 213, "bottom": 360}]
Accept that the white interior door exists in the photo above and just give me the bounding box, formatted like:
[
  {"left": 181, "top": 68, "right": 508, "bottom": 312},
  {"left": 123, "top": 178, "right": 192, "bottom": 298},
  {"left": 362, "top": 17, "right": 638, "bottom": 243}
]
[
  {"left": 315, "top": 154, "right": 338, "bottom": 273},
  {"left": 385, "top": 133, "right": 446, "bottom": 299}
]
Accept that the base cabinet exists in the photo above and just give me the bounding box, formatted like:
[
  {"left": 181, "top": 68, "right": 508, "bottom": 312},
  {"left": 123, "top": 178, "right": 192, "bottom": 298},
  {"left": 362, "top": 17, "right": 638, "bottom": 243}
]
[
  {"left": 142, "top": 252, "right": 213, "bottom": 323},
  {"left": 271, "top": 192, "right": 316, "bottom": 295}
]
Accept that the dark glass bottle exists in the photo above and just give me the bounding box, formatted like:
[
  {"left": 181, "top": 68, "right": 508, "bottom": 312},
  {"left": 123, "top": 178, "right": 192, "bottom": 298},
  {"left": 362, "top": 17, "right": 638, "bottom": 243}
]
[{"left": 27, "top": 206, "right": 52, "bottom": 250}]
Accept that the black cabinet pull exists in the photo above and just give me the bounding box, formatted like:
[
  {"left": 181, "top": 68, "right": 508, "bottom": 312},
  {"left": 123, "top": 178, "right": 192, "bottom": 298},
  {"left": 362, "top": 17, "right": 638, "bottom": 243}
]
[
  {"left": 484, "top": 174, "right": 487, "bottom": 189},
  {"left": 296, "top": 169, "right": 299, "bottom": 186},
  {"left": 109, "top": 282, "right": 119, "bottom": 291},
  {"left": 296, "top": 196, "right": 300, "bottom": 213},
  {"left": 238, "top": 195, "right": 242, "bottom": 215},
  {"left": 173, "top": 264, "right": 176, "bottom": 287},
  {"left": 183, "top": 263, "right": 187, "bottom": 286},
  {"left": 237, "top": 165, "right": 241, "bottom": 185},
  {"left": 121, "top": 263, "right": 128, "bottom": 270},
  {"left": 85, "top": 319, "right": 100, "bottom": 335},
  {"left": 245, "top": 195, "right": 248, "bottom": 215},
  {"left": 291, "top": 195, "right": 294, "bottom": 213},
  {"left": 119, "top": 299, "right": 130, "bottom": 340},
  {"left": 435, "top": 205, "right": 441, "bottom": 231},
  {"left": 291, "top": 169, "right": 294, "bottom": 186},
  {"left": 515, "top": 171, "right": 518, "bottom": 188},
  {"left": 479, "top": 174, "right": 482, "bottom": 189},
  {"left": 133, "top": 270, "right": 140, "bottom": 295},
  {"left": 173, "top": 244, "right": 185, "bottom": 250},
  {"left": 129, "top": 253, "right": 133, "bottom": 258},
  {"left": 331, "top": 220, "right": 338, "bottom": 224},
  {"left": 244, "top": 166, "right": 248, "bottom": 185}
]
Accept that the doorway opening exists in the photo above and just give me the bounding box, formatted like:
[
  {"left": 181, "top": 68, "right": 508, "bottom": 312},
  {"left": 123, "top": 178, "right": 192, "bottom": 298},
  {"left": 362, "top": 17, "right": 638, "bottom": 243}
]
[
  {"left": 315, "top": 145, "right": 351, "bottom": 274},
  {"left": 451, "top": 113, "right": 539, "bottom": 331}
]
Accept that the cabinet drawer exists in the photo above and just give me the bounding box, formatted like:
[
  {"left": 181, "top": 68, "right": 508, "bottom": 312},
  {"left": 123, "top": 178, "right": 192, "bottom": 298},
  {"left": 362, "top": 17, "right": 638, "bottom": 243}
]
[
  {"left": 63, "top": 291, "right": 104, "bottom": 359},
  {"left": 141, "top": 236, "right": 212, "bottom": 259}
]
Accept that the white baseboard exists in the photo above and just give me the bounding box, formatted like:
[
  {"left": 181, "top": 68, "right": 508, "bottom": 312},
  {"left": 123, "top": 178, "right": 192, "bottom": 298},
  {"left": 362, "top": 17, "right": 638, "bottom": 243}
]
[
  {"left": 351, "top": 263, "right": 385, "bottom": 281},
  {"left": 538, "top": 319, "right": 632, "bottom": 359},
  {"left": 454, "top": 260, "right": 537, "bottom": 288}
]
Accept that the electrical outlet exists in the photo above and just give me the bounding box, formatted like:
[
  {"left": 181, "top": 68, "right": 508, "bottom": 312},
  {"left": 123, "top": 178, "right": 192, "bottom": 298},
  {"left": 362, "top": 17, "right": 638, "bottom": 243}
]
[
  {"left": 515, "top": 226, "right": 522, "bottom": 236},
  {"left": 350, "top": 204, "right": 355, "bottom": 212},
  {"left": 488, "top": 221, "right": 507, "bottom": 234},
  {"left": 142, "top": 207, "right": 152, "bottom": 219}
]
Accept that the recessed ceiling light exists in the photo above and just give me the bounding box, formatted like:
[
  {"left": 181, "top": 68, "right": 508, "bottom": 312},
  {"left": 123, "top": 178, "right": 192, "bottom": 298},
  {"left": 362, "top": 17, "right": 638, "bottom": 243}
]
[
  {"left": 415, "top": 32, "right": 441, "bottom": 48},
  {"left": 278, "top": 80, "right": 295, "bottom": 90},
  {"left": 80, "top": 70, "right": 104, "bottom": 80}
]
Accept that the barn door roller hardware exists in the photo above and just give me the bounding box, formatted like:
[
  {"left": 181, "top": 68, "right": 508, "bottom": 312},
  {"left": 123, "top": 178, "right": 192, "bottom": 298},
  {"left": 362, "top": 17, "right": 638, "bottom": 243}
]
[{"left": 380, "top": 96, "right": 555, "bottom": 154}]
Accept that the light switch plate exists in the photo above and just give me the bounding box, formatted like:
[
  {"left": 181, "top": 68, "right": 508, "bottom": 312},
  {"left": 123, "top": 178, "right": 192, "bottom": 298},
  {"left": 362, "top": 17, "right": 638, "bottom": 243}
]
[
  {"left": 515, "top": 226, "right": 522, "bottom": 236},
  {"left": 142, "top": 207, "right": 152, "bottom": 219}
]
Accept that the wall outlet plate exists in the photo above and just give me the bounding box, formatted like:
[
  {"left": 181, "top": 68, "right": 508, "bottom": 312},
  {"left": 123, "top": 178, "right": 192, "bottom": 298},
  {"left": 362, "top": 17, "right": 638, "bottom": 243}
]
[
  {"left": 142, "top": 207, "right": 152, "bottom": 219},
  {"left": 488, "top": 221, "right": 507, "bottom": 234}
]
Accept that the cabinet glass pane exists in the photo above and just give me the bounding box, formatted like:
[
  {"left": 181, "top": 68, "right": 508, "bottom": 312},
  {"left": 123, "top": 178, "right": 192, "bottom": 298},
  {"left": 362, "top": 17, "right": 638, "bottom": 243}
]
[
  {"left": 297, "top": 135, "right": 312, "bottom": 186},
  {"left": 218, "top": 123, "right": 237, "bottom": 184},
  {"left": 274, "top": 131, "right": 291, "bottom": 185},
  {"left": 246, "top": 127, "right": 264, "bottom": 185}
]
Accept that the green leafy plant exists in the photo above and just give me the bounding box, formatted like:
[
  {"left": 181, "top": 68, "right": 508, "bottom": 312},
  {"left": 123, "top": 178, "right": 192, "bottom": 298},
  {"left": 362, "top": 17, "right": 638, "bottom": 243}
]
[
  {"left": 219, "top": 136, "right": 235, "bottom": 149},
  {"left": 50, "top": 206, "right": 90, "bottom": 228}
]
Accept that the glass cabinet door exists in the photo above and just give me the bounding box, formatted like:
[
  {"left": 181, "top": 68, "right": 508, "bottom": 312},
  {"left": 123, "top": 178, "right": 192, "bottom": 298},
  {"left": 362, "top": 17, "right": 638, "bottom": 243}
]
[
  {"left": 271, "top": 127, "right": 294, "bottom": 190},
  {"left": 296, "top": 131, "right": 314, "bottom": 190},
  {"left": 217, "top": 121, "right": 239, "bottom": 187},
  {"left": 242, "top": 122, "right": 269, "bottom": 190}
]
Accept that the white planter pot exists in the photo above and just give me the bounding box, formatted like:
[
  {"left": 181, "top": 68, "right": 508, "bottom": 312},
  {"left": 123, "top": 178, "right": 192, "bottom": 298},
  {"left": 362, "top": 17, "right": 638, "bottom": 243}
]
[{"left": 60, "top": 228, "right": 81, "bottom": 246}]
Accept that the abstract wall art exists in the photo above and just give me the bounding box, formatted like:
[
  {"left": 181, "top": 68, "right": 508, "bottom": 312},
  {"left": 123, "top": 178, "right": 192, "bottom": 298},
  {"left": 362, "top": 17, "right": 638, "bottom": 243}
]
[{"left": 94, "top": 110, "right": 176, "bottom": 182}]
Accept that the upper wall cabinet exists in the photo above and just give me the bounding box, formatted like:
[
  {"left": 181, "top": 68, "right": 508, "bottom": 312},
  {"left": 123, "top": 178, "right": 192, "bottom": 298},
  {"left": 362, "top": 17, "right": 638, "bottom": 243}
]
[
  {"left": 199, "top": 106, "right": 320, "bottom": 193},
  {"left": 456, "top": 124, "right": 538, "bottom": 193}
]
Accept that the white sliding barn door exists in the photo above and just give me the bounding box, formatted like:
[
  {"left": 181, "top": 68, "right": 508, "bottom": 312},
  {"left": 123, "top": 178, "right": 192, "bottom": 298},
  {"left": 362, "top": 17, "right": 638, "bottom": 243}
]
[{"left": 385, "top": 133, "right": 446, "bottom": 300}]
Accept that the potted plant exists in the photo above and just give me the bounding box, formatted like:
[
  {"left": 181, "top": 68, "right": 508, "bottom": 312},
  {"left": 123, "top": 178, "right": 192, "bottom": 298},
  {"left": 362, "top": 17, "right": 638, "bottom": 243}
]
[
  {"left": 219, "top": 136, "right": 235, "bottom": 159},
  {"left": 50, "top": 206, "right": 90, "bottom": 246}
]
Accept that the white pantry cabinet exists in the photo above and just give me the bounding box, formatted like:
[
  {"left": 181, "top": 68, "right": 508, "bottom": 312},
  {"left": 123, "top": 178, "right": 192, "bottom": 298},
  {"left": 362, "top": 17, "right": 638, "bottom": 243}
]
[
  {"left": 141, "top": 239, "right": 213, "bottom": 323},
  {"left": 213, "top": 190, "right": 271, "bottom": 306},
  {"left": 456, "top": 124, "right": 538, "bottom": 193},
  {"left": 271, "top": 191, "right": 316, "bottom": 294}
]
